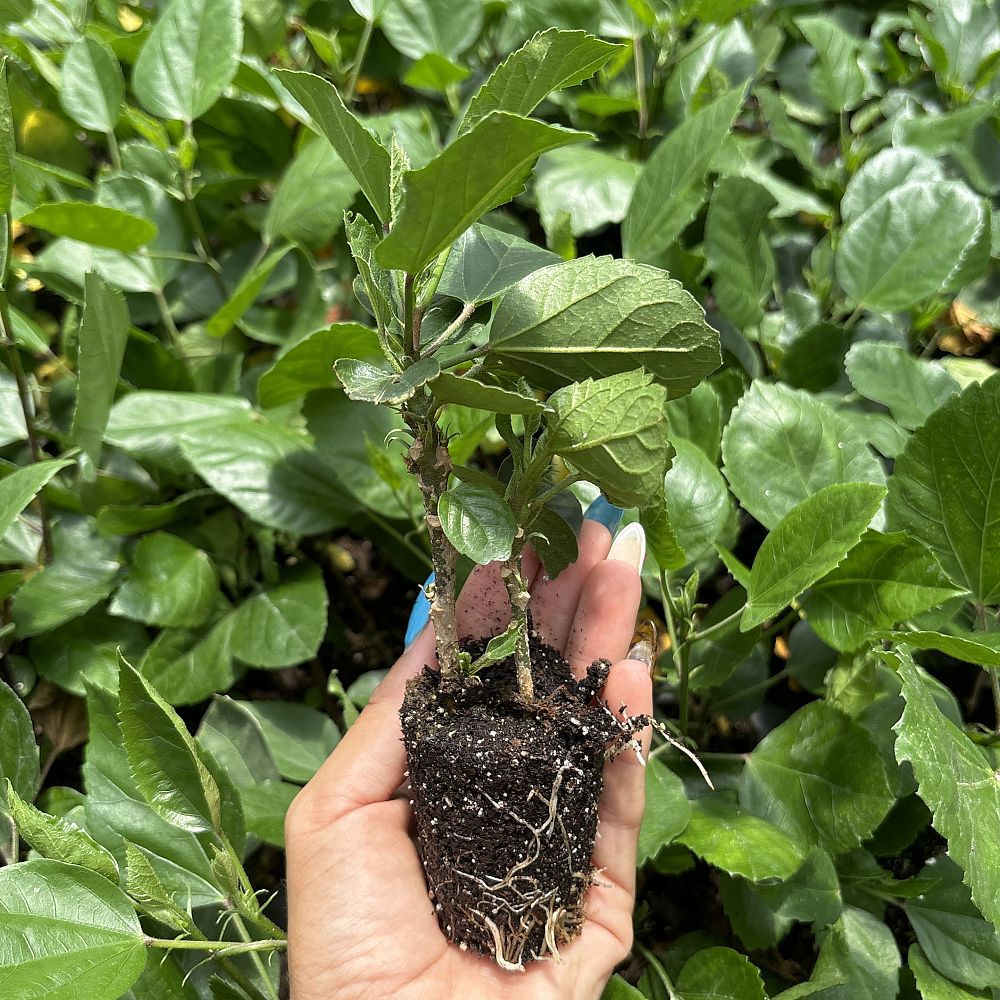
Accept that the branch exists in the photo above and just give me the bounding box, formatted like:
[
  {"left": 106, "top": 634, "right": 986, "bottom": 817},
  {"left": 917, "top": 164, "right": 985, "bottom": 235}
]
[{"left": 420, "top": 301, "right": 476, "bottom": 359}]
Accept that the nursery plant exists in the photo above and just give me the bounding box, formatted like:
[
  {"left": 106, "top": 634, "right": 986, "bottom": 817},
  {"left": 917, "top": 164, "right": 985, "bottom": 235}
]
[{"left": 0, "top": 0, "right": 1000, "bottom": 999}]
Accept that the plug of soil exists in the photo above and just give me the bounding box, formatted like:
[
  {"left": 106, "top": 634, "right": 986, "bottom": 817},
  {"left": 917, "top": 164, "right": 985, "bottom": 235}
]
[{"left": 399, "top": 633, "right": 647, "bottom": 970}]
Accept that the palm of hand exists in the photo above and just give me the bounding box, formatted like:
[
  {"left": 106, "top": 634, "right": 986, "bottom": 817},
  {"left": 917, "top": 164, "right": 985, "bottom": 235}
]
[{"left": 286, "top": 522, "right": 652, "bottom": 1000}]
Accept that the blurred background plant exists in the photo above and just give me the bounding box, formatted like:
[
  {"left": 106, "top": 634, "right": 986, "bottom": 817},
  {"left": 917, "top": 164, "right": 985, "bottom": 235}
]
[{"left": 0, "top": 0, "right": 999, "bottom": 998}]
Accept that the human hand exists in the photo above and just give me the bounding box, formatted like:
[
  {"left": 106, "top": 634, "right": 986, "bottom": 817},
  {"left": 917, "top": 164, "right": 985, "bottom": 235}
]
[{"left": 285, "top": 501, "right": 652, "bottom": 1000}]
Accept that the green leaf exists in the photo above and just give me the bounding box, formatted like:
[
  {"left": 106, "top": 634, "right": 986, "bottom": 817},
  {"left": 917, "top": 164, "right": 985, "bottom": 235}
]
[
  {"left": 802, "top": 906, "right": 900, "bottom": 1000},
  {"left": 429, "top": 371, "right": 544, "bottom": 414},
  {"left": 663, "top": 438, "right": 732, "bottom": 565},
  {"left": 704, "top": 176, "right": 776, "bottom": 329},
  {"left": 60, "top": 38, "right": 123, "bottom": 133},
  {"left": 197, "top": 697, "right": 279, "bottom": 790},
  {"left": 638, "top": 757, "right": 691, "bottom": 866},
  {"left": 527, "top": 501, "right": 579, "bottom": 579},
  {"left": 264, "top": 139, "right": 359, "bottom": 247},
  {"left": 240, "top": 700, "right": 340, "bottom": 783},
  {"left": 403, "top": 53, "right": 470, "bottom": 94},
  {"left": 740, "top": 701, "right": 895, "bottom": 854},
  {"left": 139, "top": 614, "right": 236, "bottom": 706},
  {"left": 676, "top": 793, "right": 807, "bottom": 883},
  {"left": 0, "top": 59, "right": 14, "bottom": 216},
  {"left": 0, "top": 458, "right": 72, "bottom": 541},
  {"left": 904, "top": 856, "right": 1000, "bottom": 991},
  {"left": 132, "top": 0, "right": 242, "bottom": 121},
  {"left": 439, "top": 483, "right": 518, "bottom": 564},
  {"left": 892, "top": 647, "right": 1000, "bottom": 939},
  {"left": 0, "top": 860, "right": 146, "bottom": 1000},
  {"left": 229, "top": 563, "right": 328, "bottom": 669},
  {"left": 688, "top": 588, "right": 757, "bottom": 691},
  {"left": 676, "top": 946, "right": 767, "bottom": 1000},
  {"left": 623, "top": 88, "right": 744, "bottom": 263},
  {"left": 796, "top": 16, "right": 865, "bottom": 113},
  {"left": 836, "top": 149, "right": 988, "bottom": 312},
  {"left": 887, "top": 377, "right": 1000, "bottom": 604},
  {"left": 721, "top": 380, "right": 885, "bottom": 530},
  {"left": 71, "top": 272, "right": 129, "bottom": 467},
  {"left": 334, "top": 357, "right": 441, "bottom": 405},
  {"left": 258, "top": 323, "right": 381, "bottom": 409},
  {"left": 117, "top": 658, "right": 224, "bottom": 835},
  {"left": 602, "top": 976, "right": 649, "bottom": 1000},
  {"left": 178, "top": 411, "right": 358, "bottom": 535},
  {"left": 6, "top": 781, "right": 119, "bottom": 881},
  {"left": 0, "top": 678, "right": 39, "bottom": 854},
  {"left": 379, "top": 0, "right": 483, "bottom": 60},
  {"left": 533, "top": 147, "right": 640, "bottom": 243},
  {"left": 206, "top": 246, "right": 291, "bottom": 337},
  {"left": 460, "top": 29, "right": 620, "bottom": 134},
  {"left": 802, "top": 531, "right": 964, "bottom": 653},
  {"left": 273, "top": 70, "right": 391, "bottom": 222},
  {"left": 377, "top": 113, "right": 588, "bottom": 274},
  {"left": 437, "top": 224, "right": 560, "bottom": 304},
  {"left": 546, "top": 370, "right": 671, "bottom": 508},
  {"left": 742, "top": 483, "right": 886, "bottom": 631},
  {"left": 642, "top": 500, "right": 686, "bottom": 574},
  {"left": 240, "top": 780, "right": 299, "bottom": 847},
  {"left": 877, "top": 630, "right": 1000, "bottom": 667},
  {"left": 909, "top": 943, "right": 990, "bottom": 1000},
  {"left": 109, "top": 532, "right": 218, "bottom": 628},
  {"left": 346, "top": 213, "right": 397, "bottom": 332},
  {"left": 22, "top": 203, "right": 157, "bottom": 251},
  {"left": 845, "top": 342, "right": 960, "bottom": 431},
  {"left": 488, "top": 255, "right": 721, "bottom": 396}
]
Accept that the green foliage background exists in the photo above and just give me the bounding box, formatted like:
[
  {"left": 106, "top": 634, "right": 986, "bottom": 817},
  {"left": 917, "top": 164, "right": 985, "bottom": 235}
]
[{"left": 0, "top": 0, "right": 999, "bottom": 997}]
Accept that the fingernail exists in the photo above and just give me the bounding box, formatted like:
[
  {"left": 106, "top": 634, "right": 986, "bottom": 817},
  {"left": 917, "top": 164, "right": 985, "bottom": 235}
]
[
  {"left": 404, "top": 572, "right": 434, "bottom": 648},
  {"left": 583, "top": 495, "right": 623, "bottom": 533},
  {"left": 627, "top": 620, "right": 656, "bottom": 673},
  {"left": 608, "top": 522, "right": 646, "bottom": 572}
]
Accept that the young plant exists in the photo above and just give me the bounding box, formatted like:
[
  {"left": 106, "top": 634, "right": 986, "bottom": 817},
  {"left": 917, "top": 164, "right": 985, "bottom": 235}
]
[{"left": 279, "top": 33, "right": 720, "bottom": 967}]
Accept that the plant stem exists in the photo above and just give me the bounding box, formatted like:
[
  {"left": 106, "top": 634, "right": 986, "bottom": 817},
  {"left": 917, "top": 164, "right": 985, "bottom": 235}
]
[
  {"left": 145, "top": 936, "right": 287, "bottom": 955},
  {"left": 403, "top": 272, "right": 418, "bottom": 356},
  {"left": 105, "top": 129, "right": 121, "bottom": 170},
  {"left": 420, "top": 301, "right": 476, "bottom": 358},
  {"left": 153, "top": 288, "right": 183, "bottom": 350},
  {"left": 180, "top": 123, "right": 228, "bottom": 298},
  {"left": 634, "top": 941, "right": 680, "bottom": 1000},
  {"left": 229, "top": 911, "right": 281, "bottom": 1000},
  {"left": 345, "top": 16, "right": 375, "bottom": 102},
  {"left": 0, "top": 287, "right": 54, "bottom": 562},
  {"left": 687, "top": 604, "right": 745, "bottom": 643},
  {"left": 634, "top": 35, "right": 648, "bottom": 148},
  {"left": 501, "top": 549, "right": 533, "bottom": 700},
  {"left": 974, "top": 603, "right": 1000, "bottom": 733}
]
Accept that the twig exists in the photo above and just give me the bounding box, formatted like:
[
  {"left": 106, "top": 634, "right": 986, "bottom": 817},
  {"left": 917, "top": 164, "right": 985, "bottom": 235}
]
[
  {"left": 345, "top": 16, "right": 375, "bottom": 102},
  {"left": 420, "top": 301, "right": 476, "bottom": 358}
]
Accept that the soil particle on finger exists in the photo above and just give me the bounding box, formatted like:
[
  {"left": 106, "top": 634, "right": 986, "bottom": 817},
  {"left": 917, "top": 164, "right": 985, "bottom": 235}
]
[{"left": 399, "top": 634, "right": 645, "bottom": 969}]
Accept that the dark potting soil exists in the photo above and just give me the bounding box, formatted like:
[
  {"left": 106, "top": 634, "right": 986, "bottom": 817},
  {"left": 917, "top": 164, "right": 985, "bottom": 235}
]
[{"left": 399, "top": 633, "right": 646, "bottom": 970}]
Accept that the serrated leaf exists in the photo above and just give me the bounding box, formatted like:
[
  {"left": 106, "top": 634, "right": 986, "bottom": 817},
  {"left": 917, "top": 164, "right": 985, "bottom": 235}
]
[
  {"left": 892, "top": 647, "right": 1000, "bottom": 939},
  {"left": 274, "top": 70, "right": 391, "bottom": 222},
  {"left": 109, "top": 532, "right": 218, "bottom": 628},
  {"left": 704, "top": 176, "right": 776, "bottom": 329},
  {"left": 740, "top": 701, "right": 895, "bottom": 854},
  {"left": 6, "top": 781, "right": 119, "bottom": 881},
  {"left": 802, "top": 531, "right": 964, "bottom": 653},
  {"left": 663, "top": 437, "right": 732, "bottom": 565},
  {"left": 132, "top": 0, "right": 242, "bottom": 121},
  {"left": 676, "top": 946, "right": 767, "bottom": 1000},
  {"left": 460, "top": 29, "right": 620, "bottom": 135},
  {"left": 676, "top": 793, "right": 806, "bottom": 883},
  {"left": 379, "top": 0, "right": 482, "bottom": 60},
  {"left": 429, "top": 371, "right": 544, "bottom": 414},
  {"left": 22, "top": 202, "right": 157, "bottom": 251},
  {"left": 240, "top": 700, "right": 340, "bottom": 783},
  {"left": 0, "top": 59, "right": 13, "bottom": 215},
  {"left": 742, "top": 483, "right": 886, "bottom": 631},
  {"left": 117, "top": 658, "right": 224, "bottom": 836},
  {"left": 439, "top": 483, "right": 518, "bottom": 564},
  {"left": 258, "top": 323, "right": 381, "bottom": 409},
  {"left": 0, "top": 679, "right": 40, "bottom": 853},
  {"left": 623, "top": 88, "right": 744, "bottom": 263},
  {"left": 71, "top": 273, "right": 129, "bottom": 468},
  {"left": 876, "top": 629, "right": 1000, "bottom": 667},
  {"left": 796, "top": 16, "right": 865, "bottom": 113},
  {"left": 527, "top": 500, "right": 579, "bottom": 579},
  {"left": 437, "top": 224, "right": 560, "bottom": 304},
  {"left": 722, "top": 380, "right": 885, "bottom": 530},
  {"left": 845, "top": 342, "right": 959, "bottom": 431},
  {"left": 488, "top": 255, "right": 721, "bottom": 396},
  {"left": 60, "top": 38, "right": 124, "bottom": 133},
  {"left": 0, "top": 458, "right": 72, "bottom": 541},
  {"left": 904, "top": 856, "right": 1000, "bottom": 991},
  {"left": 335, "top": 357, "right": 441, "bottom": 405},
  {"left": 229, "top": 563, "right": 328, "bottom": 669},
  {"left": 638, "top": 757, "right": 691, "bottom": 865},
  {"left": 909, "top": 943, "right": 990, "bottom": 999},
  {"left": 546, "top": 370, "right": 671, "bottom": 508},
  {"left": 346, "top": 213, "right": 397, "bottom": 333},
  {"left": 887, "top": 377, "right": 1000, "bottom": 604},
  {"left": 377, "top": 113, "right": 588, "bottom": 274},
  {"left": 0, "top": 860, "right": 146, "bottom": 1000}
]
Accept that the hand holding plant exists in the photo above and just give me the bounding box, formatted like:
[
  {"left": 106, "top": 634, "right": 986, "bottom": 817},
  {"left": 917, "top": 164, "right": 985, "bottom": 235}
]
[{"left": 286, "top": 517, "right": 652, "bottom": 1000}]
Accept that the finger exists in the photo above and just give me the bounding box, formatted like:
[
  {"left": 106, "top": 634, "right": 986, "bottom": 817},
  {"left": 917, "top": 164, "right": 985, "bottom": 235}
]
[
  {"left": 456, "top": 548, "right": 540, "bottom": 640},
  {"left": 591, "top": 656, "right": 654, "bottom": 896},
  {"left": 288, "top": 623, "right": 436, "bottom": 830},
  {"left": 529, "top": 519, "right": 616, "bottom": 652},
  {"left": 564, "top": 558, "right": 642, "bottom": 678}
]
